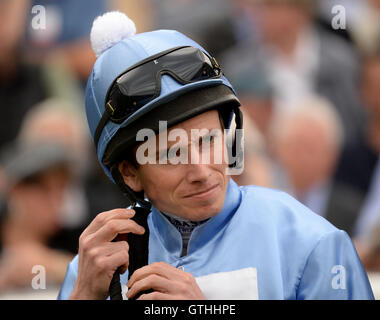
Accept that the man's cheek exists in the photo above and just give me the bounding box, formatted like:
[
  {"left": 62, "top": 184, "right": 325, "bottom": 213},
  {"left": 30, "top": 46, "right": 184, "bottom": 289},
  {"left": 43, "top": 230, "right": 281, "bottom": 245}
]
[{"left": 145, "top": 186, "right": 170, "bottom": 209}]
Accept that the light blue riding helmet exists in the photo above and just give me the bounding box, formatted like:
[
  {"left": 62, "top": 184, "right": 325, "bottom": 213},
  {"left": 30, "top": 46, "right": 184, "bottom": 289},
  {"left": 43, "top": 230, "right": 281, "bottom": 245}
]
[{"left": 85, "top": 12, "right": 242, "bottom": 204}]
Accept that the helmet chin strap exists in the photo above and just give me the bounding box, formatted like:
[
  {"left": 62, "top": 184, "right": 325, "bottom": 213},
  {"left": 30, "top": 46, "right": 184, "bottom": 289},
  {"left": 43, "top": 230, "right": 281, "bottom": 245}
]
[{"left": 109, "top": 165, "right": 152, "bottom": 300}]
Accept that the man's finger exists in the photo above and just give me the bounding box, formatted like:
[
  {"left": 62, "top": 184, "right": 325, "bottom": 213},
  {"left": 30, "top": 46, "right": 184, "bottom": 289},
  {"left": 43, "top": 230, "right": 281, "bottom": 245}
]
[
  {"left": 126, "top": 274, "right": 171, "bottom": 299},
  {"left": 137, "top": 292, "right": 175, "bottom": 300},
  {"left": 87, "top": 241, "right": 129, "bottom": 261},
  {"left": 91, "top": 218, "right": 145, "bottom": 244},
  {"left": 127, "top": 262, "right": 183, "bottom": 288},
  {"left": 82, "top": 208, "right": 135, "bottom": 237},
  {"left": 95, "top": 248, "right": 130, "bottom": 276}
]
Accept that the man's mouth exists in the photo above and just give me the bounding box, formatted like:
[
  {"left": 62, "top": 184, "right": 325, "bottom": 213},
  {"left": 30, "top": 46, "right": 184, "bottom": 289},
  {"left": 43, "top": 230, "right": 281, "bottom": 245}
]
[{"left": 184, "top": 184, "right": 219, "bottom": 199}]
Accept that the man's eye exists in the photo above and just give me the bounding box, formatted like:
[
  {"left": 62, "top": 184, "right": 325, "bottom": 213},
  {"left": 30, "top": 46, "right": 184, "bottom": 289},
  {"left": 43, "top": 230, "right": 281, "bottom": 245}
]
[
  {"left": 202, "top": 135, "right": 215, "bottom": 148},
  {"left": 167, "top": 148, "right": 182, "bottom": 160}
]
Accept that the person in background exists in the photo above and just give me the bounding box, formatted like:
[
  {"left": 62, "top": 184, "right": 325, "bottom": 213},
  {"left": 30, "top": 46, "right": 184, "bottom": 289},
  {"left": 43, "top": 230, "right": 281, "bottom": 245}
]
[
  {"left": 15, "top": 99, "right": 91, "bottom": 238},
  {"left": 0, "top": 96, "right": 126, "bottom": 291},
  {"left": 13, "top": 98, "right": 128, "bottom": 253},
  {"left": 109, "top": 0, "right": 154, "bottom": 34},
  {"left": 315, "top": 0, "right": 364, "bottom": 44},
  {"left": 0, "top": 141, "right": 75, "bottom": 291},
  {"left": 229, "top": 66, "right": 275, "bottom": 187},
  {"left": 229, "top": 65, "right": 274, "bottom": 140},
  {"left": 0, "top": 0, "right": 83, "bottom": 156},
  {"left": 270, "top": 95, "right": 343, "bottom": 217},
  {"left": 360, "top": 225, "right": 380, "bottom": 271},
  {"left": 349, "top": 0, "right": 380, "bottom": 56},
  {"left": 353, "top": 50, "right": 380, "bottom": 240},
  {"left": 25, "top": 0, "right": 107, "bottom": 83},
  {"left": 231, "top": 112, "right": 273, "bottom": 187},
  {"left": 230, "top": 0, "right": 365, "bottom": 148},
  {"left": 333, "top": 49, "right": 380, "bottom": 266},
  {"left": 322, "top": 48, "right": 380, "bottom": 245},
  {"left": 146, "top": 0, "right": 243, "bottom": 59}
]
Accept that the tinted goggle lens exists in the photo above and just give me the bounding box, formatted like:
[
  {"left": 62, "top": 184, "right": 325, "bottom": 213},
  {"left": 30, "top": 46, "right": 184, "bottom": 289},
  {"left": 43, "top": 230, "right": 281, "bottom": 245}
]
[{"left": 105, "top": 46, "right": 222, "bottom": 123}]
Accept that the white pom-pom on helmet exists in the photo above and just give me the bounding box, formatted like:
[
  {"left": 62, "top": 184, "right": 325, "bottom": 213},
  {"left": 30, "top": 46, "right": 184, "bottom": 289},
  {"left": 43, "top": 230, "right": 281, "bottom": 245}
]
[{"left": 90, "top": 11, "right": 136, "bottom": 57}]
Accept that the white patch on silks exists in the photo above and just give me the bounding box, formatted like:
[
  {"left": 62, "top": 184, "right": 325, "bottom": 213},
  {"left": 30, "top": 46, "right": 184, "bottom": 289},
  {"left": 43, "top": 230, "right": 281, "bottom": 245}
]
[{"left": 195, "top": 267, "right": 258, "bottom": 300}]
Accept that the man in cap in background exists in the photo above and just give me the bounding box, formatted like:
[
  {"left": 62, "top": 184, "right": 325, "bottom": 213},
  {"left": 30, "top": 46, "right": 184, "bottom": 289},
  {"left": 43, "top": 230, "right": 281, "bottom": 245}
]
[{"left": 0, "top": 140, "right": 75, "bottom": 291}]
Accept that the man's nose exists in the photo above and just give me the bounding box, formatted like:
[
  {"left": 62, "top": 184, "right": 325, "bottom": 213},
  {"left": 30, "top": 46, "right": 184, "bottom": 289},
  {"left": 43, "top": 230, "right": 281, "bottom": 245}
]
[{"left": 185, "top": 162, "right": 211, "bottom": 184}]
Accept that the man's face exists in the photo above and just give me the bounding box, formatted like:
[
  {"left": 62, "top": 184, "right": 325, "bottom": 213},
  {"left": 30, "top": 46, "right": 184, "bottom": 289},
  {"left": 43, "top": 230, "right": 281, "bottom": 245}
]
[
  {"left": 120, "top": 110, "right": 230, "bottom": 221},
  {"left": 274, "top": 117, "right": 338, "bottom": 192},
  {"left": 10, "top": 166, "right": 71, "bottom": 239},
  {"left": 246, "top": 2, "right": 310, "bottom": 48}
]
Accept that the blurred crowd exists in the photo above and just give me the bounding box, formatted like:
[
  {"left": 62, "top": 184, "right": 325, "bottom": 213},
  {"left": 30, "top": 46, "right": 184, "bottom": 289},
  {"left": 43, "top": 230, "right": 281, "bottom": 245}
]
[{"left": 0, "top": 0, "right": 380, "bottom": 294}]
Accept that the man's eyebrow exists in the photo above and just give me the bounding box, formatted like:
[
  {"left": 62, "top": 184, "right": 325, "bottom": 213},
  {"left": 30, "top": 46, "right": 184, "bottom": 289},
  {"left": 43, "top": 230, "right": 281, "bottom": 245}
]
[
  {"left": 192, "top": 130, "right": 220, "bottom": 143},
  {"left": 155, "top": 129, "right": 221, "bottom": 155}
]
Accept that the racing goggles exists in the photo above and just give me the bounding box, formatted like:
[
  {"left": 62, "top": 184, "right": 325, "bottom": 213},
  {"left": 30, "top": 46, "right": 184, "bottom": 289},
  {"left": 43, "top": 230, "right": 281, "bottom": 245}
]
[{"left": 94, "top": 46, "right": 223, "bottom": 148}]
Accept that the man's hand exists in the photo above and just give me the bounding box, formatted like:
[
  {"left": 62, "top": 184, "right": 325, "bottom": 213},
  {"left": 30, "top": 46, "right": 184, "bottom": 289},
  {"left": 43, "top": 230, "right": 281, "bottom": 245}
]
[
  {"left": 126, "top": 262, "right": 205, "bottom": 300},
  {"left": 70, "top": 208, "right": 145, "bottom": 300}
]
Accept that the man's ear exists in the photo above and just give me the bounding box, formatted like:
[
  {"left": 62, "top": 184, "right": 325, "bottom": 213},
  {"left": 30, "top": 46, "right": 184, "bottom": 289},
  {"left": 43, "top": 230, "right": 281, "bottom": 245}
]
[{"left": 118, "top": 160, "right": 143, "bottom": 192}]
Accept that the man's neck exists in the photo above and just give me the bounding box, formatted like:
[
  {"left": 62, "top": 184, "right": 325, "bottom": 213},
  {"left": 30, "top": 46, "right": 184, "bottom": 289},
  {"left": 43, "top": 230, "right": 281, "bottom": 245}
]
[{"left": 161, "top": 211, "right": 209, "bottom": 257}]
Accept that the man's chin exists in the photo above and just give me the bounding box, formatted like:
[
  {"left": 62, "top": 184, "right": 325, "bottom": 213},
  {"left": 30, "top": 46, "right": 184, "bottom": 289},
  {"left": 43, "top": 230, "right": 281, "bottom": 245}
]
[{"left": 180, "top": 203, "right": 223, "bottom": 222}]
